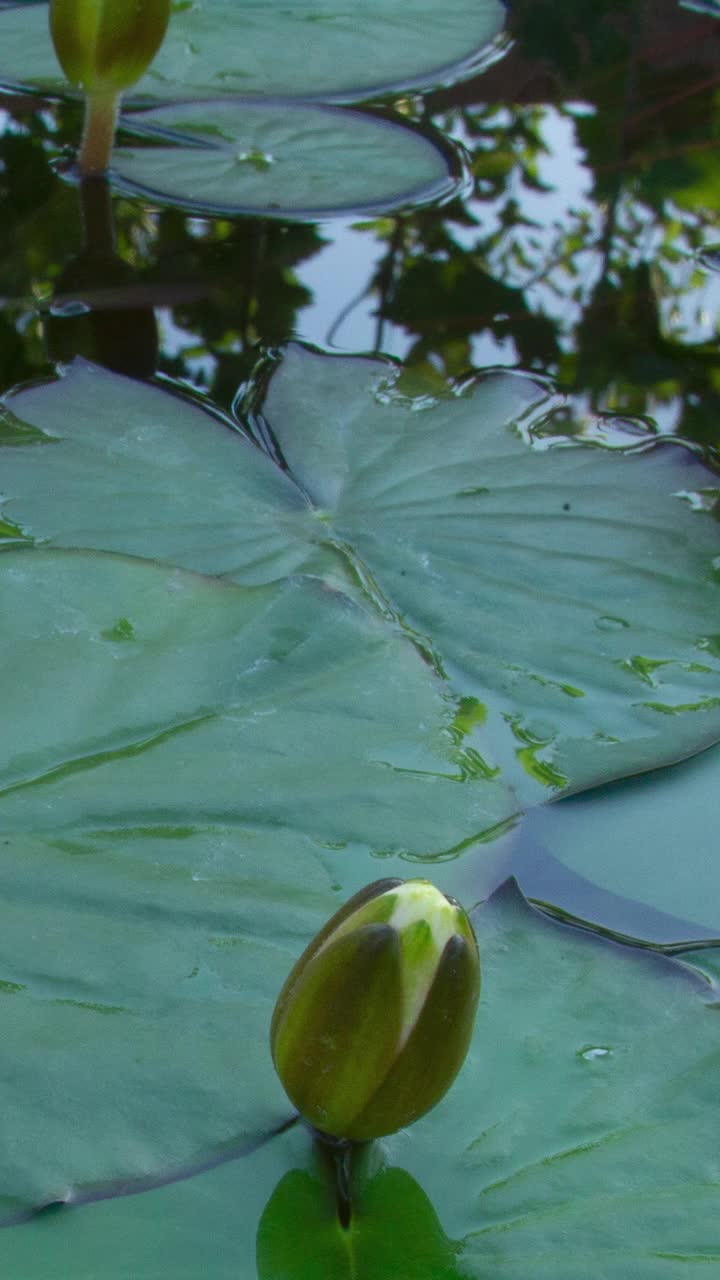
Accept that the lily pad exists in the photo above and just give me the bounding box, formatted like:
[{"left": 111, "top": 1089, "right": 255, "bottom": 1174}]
[
  {"left": 112, "top": 100, "right": 462, "bottom": 220},
  {"left": 0, "top": 548, "right": 513, "bottom": 856},
  {"left": 0, "top": 544, "right": 517, "bottom": 1215},
  {"left": 254, "top": 345, "right": 720, "bottom": 797},
  {"left": 511, "top": 744, "right": 720, "bottom": 944},
  {"left": 0, "top": 882, "right": 717, "bottom": 1277},
  {"left": 3, "top": 348, "right": 720, "bottom": 802},
  {"left": 0, "top": 359, "right": 322, "bottom": 584},
  {"left": 256, "top": 1164, "right": 463, "bottom": 1279},
  {"left": 404, "top": 882, "right": 720, "bottom": 1277},
  {"left": 0, "top": 0, "right": 506, "bottom": 103}
]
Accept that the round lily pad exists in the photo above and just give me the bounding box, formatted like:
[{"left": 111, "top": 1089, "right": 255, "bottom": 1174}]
[{"left": 111, "top": 100, "right": 463, "bottom": 219}]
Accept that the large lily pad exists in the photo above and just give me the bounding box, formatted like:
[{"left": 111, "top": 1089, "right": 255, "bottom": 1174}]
[
  {"left": 0, "top": 0, "right": 506, "bottom": 103},
  {"left": 3, "top": 348, "right": 720, "bottom": 803},
  {"left": 112, "top": 101, "right": 461, "bottom": 220},
  {"left": 0, "top": 883, "right": 717, "bottom": 1277},
  {"left": 511, "top": 743, "right": 720, "bottom": 944},
  {"left": 0, "top": 548, "right": 512, "bottom": 856},
  {"left": 0, "top": 545, "right": 516, "bottom": 1215},
  {"left": 254, "top": 345, "right": 720, "bottom": 796}
]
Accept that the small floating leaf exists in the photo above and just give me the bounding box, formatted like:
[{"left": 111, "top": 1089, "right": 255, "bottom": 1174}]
[{"left": 112, "top": 100, "right": 462, "bottom": 219}]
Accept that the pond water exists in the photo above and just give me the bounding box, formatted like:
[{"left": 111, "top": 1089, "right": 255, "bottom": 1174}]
[{"left": 0, "top": 1, "right": 719, "bottom": 1276}]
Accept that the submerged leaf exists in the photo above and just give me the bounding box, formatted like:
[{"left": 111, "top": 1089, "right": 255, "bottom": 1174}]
[
  {"left": 0, "top": 545, "right": 514, "bottom": 1212},
  {"left": 512, "top": 742, "right": 720, "bottom": 943}
]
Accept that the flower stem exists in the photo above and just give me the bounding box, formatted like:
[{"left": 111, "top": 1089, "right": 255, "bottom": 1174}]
[
  {"left": 78, "top": 88, "right": 121, "bottom": 175},
  {"left": 314, "top": 1131, "right": 356, "bottom": 1231},
  {"left": 333, "top": 1141, "right": 354, "bottom": 1231}
]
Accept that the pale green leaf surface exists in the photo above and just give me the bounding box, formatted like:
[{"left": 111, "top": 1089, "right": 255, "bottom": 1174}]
[
  {"left": 257, "top": 345, "right": 720, "bottom": 797},
  {"left": 0, "top": 550, "right": 511, "bottom": 854},
  {"left": 4, "top": 349, "right": 720, "bottom": 805},
  {"left": 0, "top": 1119, "right": 313, "bottom": 1277},
  {"left": 0, "top": 0, "right": 506, "bottom": 102},
  {"left": 1, "top": 360, "right": 324, "bottom": 585},
  {"left": 0, "top": 546, "right": 516, "bottom": 1211},
  {"left": 0, "top": 826, "right": 297, "bottom": 1213},
  {"left": 681, "top": 944, "right": 720, "bottom": 987},
  {"left": 397, "top": 882, "right": 720, "bottom": 1278},
  {"left": 0, "top": 883, "right": 717, "bottom": 1277},
  {"left": 513, "top": 743, "right": 720, "bottom": 942},
  {"left": 113, "top": 101, "right": 460, "bottom": 219}
]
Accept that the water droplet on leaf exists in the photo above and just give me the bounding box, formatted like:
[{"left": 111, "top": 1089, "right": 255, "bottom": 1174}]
[{"left": 578, "top": 1046, "right": 612, "bottom": 1061}]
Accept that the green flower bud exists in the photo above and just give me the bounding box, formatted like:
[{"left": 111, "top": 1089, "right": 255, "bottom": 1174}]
[
  {"left": 50, "top": 0, "right": 170, "bottom": 94},
  {"left": 271, "top": 878, "right": 480, "bottom": 1142}
]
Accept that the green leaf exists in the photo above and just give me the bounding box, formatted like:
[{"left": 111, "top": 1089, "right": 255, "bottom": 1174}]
[
  {"left": 0, "top": 545, "right": 515, "bottom": 1211},
  {"left": 0, "top": 548, "right": 513, "bottom": 858},
  {"left": 254, "top": 345, "right": 720, "bottom": 797},
  {"left": 0, "top": 0, "right": 506, "bottom": 102},
  {"left": 396, "top": 881, "right": 720, "bottom": 1278},
  {"left": 680, "top": 943, "right": 720, "bottom": 987},
  {"left": 256, "top": 1165, "right": 463, "bottom": 1280},
  {"left": 513, "top": 743, "right": 720, "bottom": 943},
  {"left": 0, "top": 359, "right": 323, "bottom": 584},
  {"left": 0, "top": 883, "right": 717, "bottom": 1277},
  {"left": 0, "top": 1123, "right": 315, "bottom": 1277},
  {"left": 0, "top": 1139, "right": 462, "bottom": 1278},
  {"left": 111, "top": 101, "right": 461, "bottom": 219},
  {"left": 4, "top": 347, "right": 720, "bottom": 803}
]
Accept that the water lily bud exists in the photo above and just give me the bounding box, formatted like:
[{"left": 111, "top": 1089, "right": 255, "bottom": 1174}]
[
  {"left": 50, "top": 0, "right": 170, "bottom": 93},
  {"left": 271, "top": 878, "right": 480, "bottom": 1141}
]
